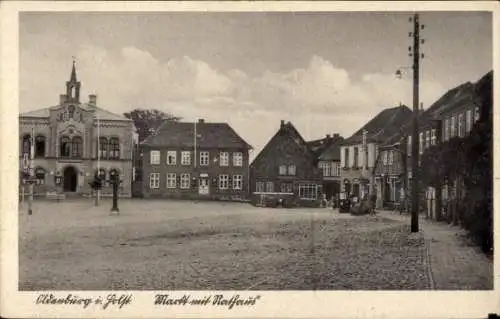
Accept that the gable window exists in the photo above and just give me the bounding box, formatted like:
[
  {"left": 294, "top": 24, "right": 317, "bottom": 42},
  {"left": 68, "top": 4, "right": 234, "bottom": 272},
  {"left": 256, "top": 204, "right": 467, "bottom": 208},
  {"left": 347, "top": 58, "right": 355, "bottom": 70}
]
[
  {"left": 232, "top": 175, "right": 243, "bottom": 190},
  {"left": 431, "top": 129, "right": 437, "bottom": 145},
  {"left": 458, "top": 113, "right": 465, "bottom": 137},
  {"left": 343, "top": 148, "right": 350, "bottom": 168},
  {"left": 35, "top": 167, "right": 45, "bottom": 185},
  {"left": 60, "top": 136, "right": 71, "bottom": 158},
  {"left": 219, "top": 152, "right": 229, "bottom": 166},
  {"left": 35, "top": 135, "right": 46, "bottom": 158},
  {"left": 266, "top": 181, "right": 274, "bottom": 192},
  {"left": 279, "top": 165, "right": 287, "bottom": 175},
  {"left": 98, "top": 137, "right": 108, "bottom": 159},
  {"left": 425, "top": 130, "right": 430, "bottom": 149},
  {"left": 288, "top": 164, "right": 296, "bottom": 176},
  {"left": 299, "top": 184, "right": 318, "bottom": 200},
  {"left": 256, "top": 181, "right": 265, "bottom": 193},
  {"left": 150, "top": 150, "right": 160, "bottom": 165},
  {"left": 109, "top": 137, "right": 120, "bottom": 159},
  {"left": 233, "top": 152, "right": 243, "bottom": 167},
  {"left": 219, "top": 174, "right": 229, "bottom": 189},
  {"left": 200, "top": 151, "right": 209, "bottom": 166},
  {"left": 450, "top": 115, "right": 456, "bottom": 137},
  {"left": 166, "top": 173, "right": 176, "bottom": 188},
  {"left": 466, "top": 109, "right": 472, "bottom": 133},
  {"left": 149, "top": 173, "right": 160, "bottom": 189},
  {"left": 353, "top": 147, "right": 359, "bottom": 168},
  {"left": 181, "top": 151, "right": 191, "bottom": 165},
  {"left": 167, "top": 151, "right": 177, "bottom": 165}
]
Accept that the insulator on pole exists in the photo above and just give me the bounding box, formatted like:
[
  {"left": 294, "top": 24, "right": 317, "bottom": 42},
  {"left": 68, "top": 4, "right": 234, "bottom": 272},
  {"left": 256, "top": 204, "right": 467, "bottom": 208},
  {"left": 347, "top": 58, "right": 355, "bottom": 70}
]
[
  {"left": 421, "top": 39, "right": 425, "bottom": 44},
  {"left": 409, "top": 32, "right": 412, "bottom": 37},
  {"left": 409, "top": 53, "right": 413, "bottom": 57},
  {"left": 408, "top": 46, "right": 412, "bottom": 51},
  {"left": 421, "top": 53, "right": 425, "bottom": 59},
  {"left": 409, "top": 17, "right": 412, "bottom": 22},
  {"left": 421, "top": 24, "right": 425, "bottom": 30}
]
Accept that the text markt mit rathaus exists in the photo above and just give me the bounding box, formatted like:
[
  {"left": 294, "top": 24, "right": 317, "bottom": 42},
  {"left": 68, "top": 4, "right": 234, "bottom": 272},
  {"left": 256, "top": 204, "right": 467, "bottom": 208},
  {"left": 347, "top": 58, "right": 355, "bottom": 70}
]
[{"left": 154, "top": 294, "right": 261, "bottom": 309}]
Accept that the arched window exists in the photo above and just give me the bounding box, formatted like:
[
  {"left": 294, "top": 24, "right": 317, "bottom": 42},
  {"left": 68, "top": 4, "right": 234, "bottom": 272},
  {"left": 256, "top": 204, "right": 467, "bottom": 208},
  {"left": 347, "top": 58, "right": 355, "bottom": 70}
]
[
  {"left": 71, "top": 136, "right": 83, "bottom": 158},
  {"left": 21, "top": 134, "right": 31, "bottom": 155},
  {"left": 35, "top": 135, "right": 46, "bottom": 158},
  {"left": 98, "top": 137, "right": 108, "bottom": 159},
  {"left": 35, "top": 167, "right": 45, "bottom": 185},
  {"left": 60, "top": 136, "right": 71, "bottom": 158},
  {"left": 109, "top": 138, "right": 120, "bottom": 160}
]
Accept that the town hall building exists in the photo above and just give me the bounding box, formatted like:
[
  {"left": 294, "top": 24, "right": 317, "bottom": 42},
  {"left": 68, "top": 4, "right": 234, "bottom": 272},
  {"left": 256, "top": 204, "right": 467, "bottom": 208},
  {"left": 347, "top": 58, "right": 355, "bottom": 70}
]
[{"left": 19, "top": 62, "right": 136, "bottom": 197}]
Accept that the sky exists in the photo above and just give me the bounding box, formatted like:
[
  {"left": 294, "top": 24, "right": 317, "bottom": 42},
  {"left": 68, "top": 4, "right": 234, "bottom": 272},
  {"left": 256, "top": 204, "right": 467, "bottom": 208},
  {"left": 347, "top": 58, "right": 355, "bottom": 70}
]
[{"left": 19, "top": 11, "right": 492, "bottom": 156}]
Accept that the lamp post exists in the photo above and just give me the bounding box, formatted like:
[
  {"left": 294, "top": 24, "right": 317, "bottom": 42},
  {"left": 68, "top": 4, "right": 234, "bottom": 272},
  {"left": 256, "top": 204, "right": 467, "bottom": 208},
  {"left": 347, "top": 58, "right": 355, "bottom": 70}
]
[{"left": 109, "top": 171, "right": 121, "bottom": 214}]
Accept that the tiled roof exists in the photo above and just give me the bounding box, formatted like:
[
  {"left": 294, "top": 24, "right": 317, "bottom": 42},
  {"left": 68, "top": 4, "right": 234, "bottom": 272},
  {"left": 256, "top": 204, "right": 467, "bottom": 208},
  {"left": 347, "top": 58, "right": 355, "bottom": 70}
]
[
  {"left": 318, "top": 136, "right": 345, "bottom": 161},
  {"left": 343, "top": 105, "right": 413, "bottom": 145},
  {"left": 141, "top": 121, "right": 252, "bottom": 149},
  {"left": 20, "top": 104, "right": 130, "bottom": 121}
]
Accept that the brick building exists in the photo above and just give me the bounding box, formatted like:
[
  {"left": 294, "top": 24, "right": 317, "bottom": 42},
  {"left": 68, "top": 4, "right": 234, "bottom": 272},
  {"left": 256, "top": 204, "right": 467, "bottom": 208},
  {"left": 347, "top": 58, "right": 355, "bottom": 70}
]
[
  {"left": 250, "top": 120, "right": 322, "bottom": 207},
  {"left": 139, "top": 119, "right": 251, "bottom": 201},
  {"left": 19, "top": 62, "right": 136, "bottom": 198}
]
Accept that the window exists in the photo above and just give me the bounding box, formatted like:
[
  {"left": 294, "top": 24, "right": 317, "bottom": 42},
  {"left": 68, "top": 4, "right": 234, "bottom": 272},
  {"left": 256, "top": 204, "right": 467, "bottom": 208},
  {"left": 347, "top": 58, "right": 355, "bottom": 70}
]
[
  {"left": 166, "top": 151, "right": 177, "bottom": 165},
  {"left": 233, "top": 152, "right": 243, "bottom": 167},
  {"left": 256, "top": 182, "right": 265, "bottom": 193},
  {"left": 181, "top": 151, "right": 191, "bottom": 165},
  {"left": 200, "top": 151, "right": 209, "bottom": 166},
  {"left": 344, "top": 148, "right": 350, "bottom": 168},
  {"left": 425, "top": 130, "right": 430, "bottom": 149},
  {"left": 71, "top": 136, "right": 83, "bottom": 158},
  {"left": 98, "top": 137, "right": 108, "bottom": 159},
  {"left": 419, "top": 132, "right": 424, "bottom": 154},
  {"left": 60, "top": 136, "right": 71, "bottom": 158},
  {"left": 219, "top": 152, "right": 229, "bottom": 166},
  {"left": 450, "top": 115, "right": 456, "bottom": 137},
  {"left": 332, "top": 162, "right": 341, "bottom": 177},
  {"left": 180, "top": 174, "right": 190, "bottom": 189},
  {"left": 150, "top": 150, "right": 160, "bottom": 165},
  {"left": 35, "top": 135, "right": 45, "bottom": 158},
  {"left": 279, "top": 165, "right": 287, "bottom": 175},
  {"left": 219, "top": 174, "right": 229, "bottom": 189},
  {"left": 280, "top": 183, "right": 293, "bottom": 193},
  {"left": 109, "top": 138, "right": 120, "bottom": 159},
  {"left": 166, "top": 173, "right": 176, "bottom": 189},
  {"left": 232, "top": 175, "right": 243, "bottom": 190},
  {"left": 458, "top": 113, "right": 465, "bottom": 138},
  {"left": 407, "top": 135, "right": 412, "bottom": 156},
  {"left": 353, "top": 147, "right": 359, "bottom": 168},
  {"left": 35, "top": 167, "right": 45, "bottom": 185},
  {"left": 431, "top": 129, "right": 436, "bottom": 145},
  {"left": 474, "top": 106, "right": 480, "bottom": 122},
  {"left": 299, "top": 184, "right": 318, "bottom": 200},
  {"left": 444, "top": 118, "right": 450, "bottom": 141},
  {"left": 149, "top": 173, "right": 160, "bottom": 189},
  {"left": 21, "top": 134, "right": 31, "bottom": 155},
  {"left": 466, "top": 109, "right": 472, "bottom": 133},
  {"left": 321, "top": 162, "right": 332, "bottom": 177},
  {"left": 389, "top": 151, "right": 394, "bottom": 165},
  {"left": 288, "top": 164, "right": 296, "bottom": 176},
  {"left": 383, "top": 151, "right": 388, "bottom": 165},
  {"left": 266, "top": 181, "right": 274, "bottom": 192}
]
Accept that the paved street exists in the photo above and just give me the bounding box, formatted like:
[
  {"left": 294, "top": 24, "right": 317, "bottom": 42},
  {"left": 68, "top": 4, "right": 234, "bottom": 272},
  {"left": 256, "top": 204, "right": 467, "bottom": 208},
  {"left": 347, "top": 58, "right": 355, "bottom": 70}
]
[{"left": 19, "top": 200, "right": 491, "bottom": 290}]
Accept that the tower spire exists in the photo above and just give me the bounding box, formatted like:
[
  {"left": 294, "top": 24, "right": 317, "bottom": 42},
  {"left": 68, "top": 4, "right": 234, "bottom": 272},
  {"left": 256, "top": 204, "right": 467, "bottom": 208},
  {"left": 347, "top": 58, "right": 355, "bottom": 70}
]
[{"left": 70, "top": 56, "right": 77, "bottom": 82}]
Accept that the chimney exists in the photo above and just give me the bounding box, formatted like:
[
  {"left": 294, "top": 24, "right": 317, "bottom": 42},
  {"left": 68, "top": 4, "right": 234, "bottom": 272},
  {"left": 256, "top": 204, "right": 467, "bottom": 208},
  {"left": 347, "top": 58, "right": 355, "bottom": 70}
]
[
  {"left": 198, "top": 119, "right": 205, "bottom": 124},
  {"left": 326, "top": 134, "right": 331, "bottom": 139},
  {"left": 88, "top": 94, "right": 97, "bottom": 107},
  {"left": 333, "top": 133, "right": 340, "bottom": 138},
  {"left": 280, "top": 120, "right": 285, "bottom": 128},
  {"left": 59, "top": 94, "right": 67, "bottom": 104}
]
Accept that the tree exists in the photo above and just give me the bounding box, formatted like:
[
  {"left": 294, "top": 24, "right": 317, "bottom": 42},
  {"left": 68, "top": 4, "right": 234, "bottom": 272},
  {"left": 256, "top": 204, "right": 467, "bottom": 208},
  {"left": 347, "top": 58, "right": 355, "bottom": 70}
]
[{"left": 123, "top": 109, "right": 181, "bottom": 142}]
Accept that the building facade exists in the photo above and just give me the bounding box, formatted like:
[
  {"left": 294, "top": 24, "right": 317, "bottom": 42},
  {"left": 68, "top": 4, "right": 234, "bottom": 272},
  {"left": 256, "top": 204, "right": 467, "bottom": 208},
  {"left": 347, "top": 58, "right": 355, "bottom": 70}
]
[
  {"left": 250, "top": 120, "right": 322, "bottom": 207},
  {"left": 340, "top": 105, "right": 413, "bottom": 201},
  {"left": 139, "top": 119, "right": 251, "bottom": 201},
  {"left": 310, "top": 134, "right": 344, "bottom": 201},
  {"left": 19, "top": 62, "right": 135, "bottom": 198}
]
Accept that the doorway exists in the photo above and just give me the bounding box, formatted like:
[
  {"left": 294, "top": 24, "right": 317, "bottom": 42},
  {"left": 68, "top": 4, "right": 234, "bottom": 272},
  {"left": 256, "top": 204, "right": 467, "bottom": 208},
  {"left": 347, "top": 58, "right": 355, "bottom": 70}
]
[
  {"left": 198, "top": 178, "right": 209, "bottom": 195},
  {"left": 63, "top": 166, "right": 78, "bottom": 192}
]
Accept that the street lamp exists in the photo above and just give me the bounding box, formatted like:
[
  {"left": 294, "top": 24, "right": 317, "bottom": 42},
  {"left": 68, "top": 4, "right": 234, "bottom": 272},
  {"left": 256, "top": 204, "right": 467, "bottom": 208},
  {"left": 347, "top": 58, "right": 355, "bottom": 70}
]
[{"left": 109, "top": 170, "right": 121, "bottom": 214}]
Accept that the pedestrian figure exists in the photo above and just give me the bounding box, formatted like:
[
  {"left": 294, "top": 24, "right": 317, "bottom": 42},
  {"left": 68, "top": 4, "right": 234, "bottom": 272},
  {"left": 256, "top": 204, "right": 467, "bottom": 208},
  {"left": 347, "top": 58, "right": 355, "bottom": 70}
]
[{"left": 369, "top": 193, "right": 377, "bottom": 216}]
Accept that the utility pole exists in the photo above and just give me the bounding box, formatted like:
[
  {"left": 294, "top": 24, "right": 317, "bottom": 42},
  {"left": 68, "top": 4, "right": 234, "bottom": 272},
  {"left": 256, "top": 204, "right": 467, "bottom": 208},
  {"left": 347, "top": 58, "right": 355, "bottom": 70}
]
[
  {"left": 410, "top": 13, "right": 423, "bottom": 232},
  {"left": 28, "top": 127, "right": 35, "bottom": 215}
]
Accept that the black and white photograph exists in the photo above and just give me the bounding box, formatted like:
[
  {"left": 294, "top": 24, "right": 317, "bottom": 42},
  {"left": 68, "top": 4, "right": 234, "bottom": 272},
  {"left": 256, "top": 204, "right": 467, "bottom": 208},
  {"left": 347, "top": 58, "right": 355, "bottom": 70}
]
[{"left": 1, "top": 1, "right": 498, "bottom": 318}]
